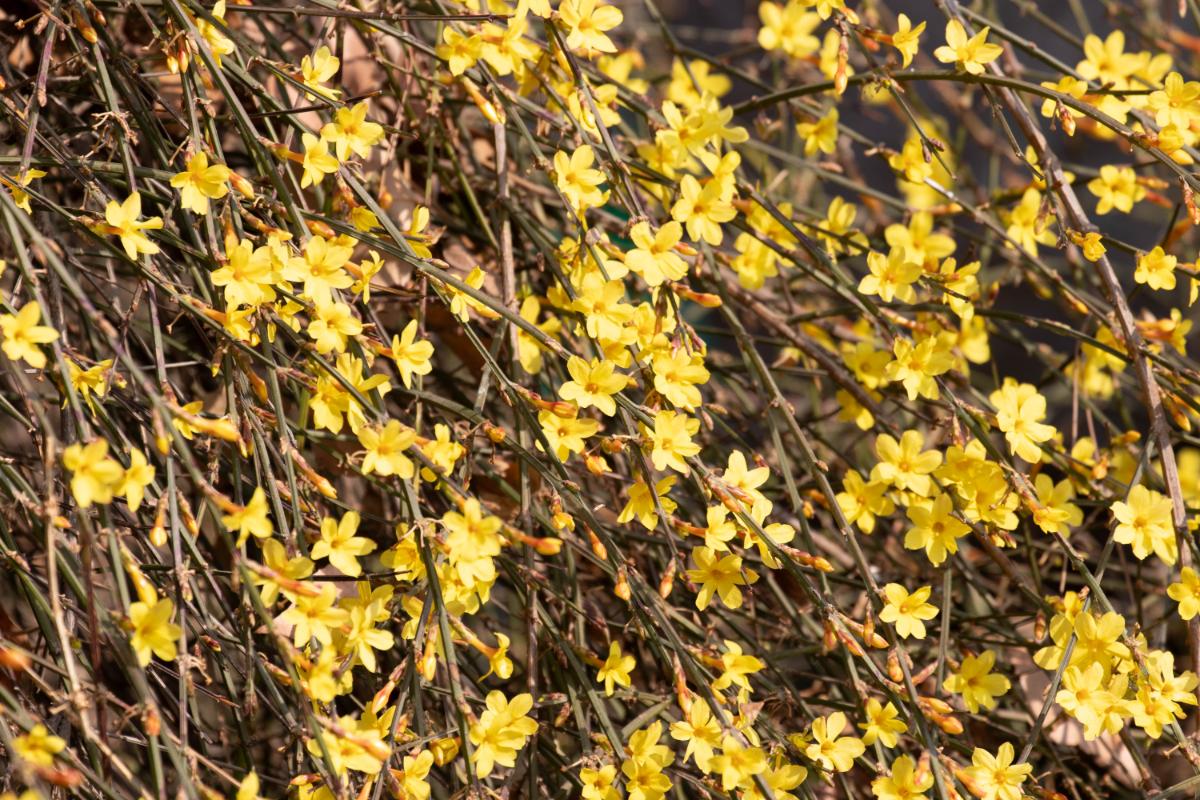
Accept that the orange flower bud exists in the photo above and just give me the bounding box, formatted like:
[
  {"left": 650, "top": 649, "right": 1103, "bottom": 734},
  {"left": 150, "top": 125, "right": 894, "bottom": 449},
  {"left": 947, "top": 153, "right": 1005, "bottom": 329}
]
[
  {"left": 229, "top": 171, "right": 255, "bottom": 200},
  {"left": 587, "top": 528, "right": 607, "bottom": 560},
  {"left": 0, "top": 645, "right": 32, "bottom": 671},
  {"left": 614, "top": 568, "right": 631, "bottom": 602},
  {"left": 658, "top": 559, "right": 676, "bottom": 599}
]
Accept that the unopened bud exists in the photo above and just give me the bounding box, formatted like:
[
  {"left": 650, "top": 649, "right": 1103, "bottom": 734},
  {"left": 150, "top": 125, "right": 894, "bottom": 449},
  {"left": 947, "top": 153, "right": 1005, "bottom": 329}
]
[
  {"left": 613, "top": 568, "right": 631, "bottom": 602},
  {"left": 658, "top": 559, "right": 676, "bottom": 599},
  {"left": 587, "top": 528, "right": 607, "bottom": 560},
  {"left": 149, "top": 494, "right": 169, "bottom": 547},
  {"left": 143, "top": 704, "right": 161, "bottom": 737},
  {"left": 0, "top": 645, "right": 31, "bottom": 671},
  {"left": 532, "top": 536, "right": 562, "bottom": 556},
  {"left": 229, "top": 171, "right": 255, "bottom": 200},
  {"left": 305, "top": 219, "right": 335, "bottom": 239}
]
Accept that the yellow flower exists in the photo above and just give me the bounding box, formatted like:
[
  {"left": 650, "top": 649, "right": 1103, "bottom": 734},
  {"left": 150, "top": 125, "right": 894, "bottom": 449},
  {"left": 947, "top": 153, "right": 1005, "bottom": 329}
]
[
  {"left": 306, "top": 713, "right": 388, "bottom": 775},
  {"left": 222, "top": 487, "right": 273, "bottom": 546},
  {"left": 1076, "top": 30, "right": 1140, "bottom": 84},
  {"left": 483, "top": 632, "right": 513, "bottom": 680},
  {"left": 394, "top": 750, "right": 434, "bottom": 800},
  {"left": 403, "top": 205, "right": 434, "bottom": 258},
  {"left": 278, "top": 582, "right": 350, "bottom": 646},
  {"left": 236, "top": 771, "right": 263, "bottom": 800},
  {"left": 580, "top": 764, "right": 620, "bottom": 800},
  {"left": 129, "top": 597, "right": 182, "bottom": 666},
  {"left": 559, "top": 355, "right": 626, "bottom": 416},
  {"left": 989, "top": 378, "right": 1054, "bottom": 463},
  {"left": 814, "top": 0, "right": 856, "bottom": 21},
  {"left": 170, "top": 152, "right": 231, "bottom": 214},
  {"left": 117, "top": 448, "right": 156, "bottom": 512},
  {"left": 1135, "top": 246, "right": 1178, "bottom": 291},
  {"left": 321, "top": 101, "right": 384, "bottom": 162},
  {"left": 858, "top": 248, "right": 922, "bottom": 303},
  {"left": 707, "top": 736, "right": 767, "bottom": 791},
  {"left": 872, "top": 755, "right": 933, "bottom": 800},
  {"left": 596, "top": 641, "right": 635, "bottom": 695},
  {"left": 388, "top": 319, "right": 434, "bottom": 388},
  {"left": 963, "top": 742, "right": 1031, "bottom": 800},
  {"left": 68, "top": 358, "right": 115, "bottom": 410},
  {"left": 804, "top": 712, "right": 865, "bottom": 773},
  {"left": 885, "top": 334, "right": 954, "bottom": 401},
  {"left": 446, "top": 266, "right": 499, "bottom": 322},
  {"left": 904, "top": 491, "right": 969, "bottom": 566},
  {"left": 468, "top": 691, "right": 538, "bottom": 777},
  {"left": 301, "top": 45, "right": 341, "bottom": 100},
  {"left": 891, "top": 14, "right": 926, "bottom": 68},
  {"left": 312, "top": 511, "right": 376, "bottom": 577},
  {"left": 671, "top": 174, "right": 736, "bottom": 246},
  {"left": 879, "top": 583, "right": 938, "bottom": 640},
  {"left": 104, "top": 191, "right": 163, "bottom": 259},
  {"left": 933, "top": 20, "right": 1003, "bottom": 75},
  {"left": 617, "top": 475, "right": 677, "bottom": 530},
  {"left": 870, "top": 429, "right": 942, "bottom": 497},
  {"left": 251, "top": 538, "right": 313, "bottom": 605},
  {"left": 5, "top": 167, "right": 46, "bottom": 213},
  {"left": 437, "top": 27, "right": 483, "bottom": 76},
  {"left": 888, "top": 135, "right": 933, "bottom": 185},
  {"left": 358, "top": 420, "right": 417, "bottom": 479},
  {"left": 0, "top": 300, "right": 59, "bottom": 368},
  {"left": 341, "top": 604, "right": 394, "bottom": 672},
  {"left": 1070, "top": 230, "right": 1106, "bottom": 262},
  {"left": 443, "top": 498, "right": 503, "bottom": 565},
  {"left": 195, "top": 1, "right": 236, "bottom": 67},
  {"left": 283, "top": 234, "right": 354, "bottom": 305},
  {"left": 1169, "top": 566, "right": 1200, "bottom": 620},
  {"left": 1111, "top": 484, "right": 1177, "bottom": 565},
  {"left": 686, "top": 546, "right": 757, "bottom": 610},
  {"left": 670, "top": 700, "right": 722, "bottom": 764},
  {"left": 712, "top": 639, "right": 765, "bottom": 697},
  {"left": 63, "top": 439, "right": 125, "bottom": 508},
  {"left": 307, "top": 301, "right": 362, "bottom": 354},
  {"left": 836, "top": 471, "right": 895, "bottom": 533},
  {"left": 554, "top": 144, "right": 608, "bottom": 214},
  {"left": 858, "top": 698, "right": 907, "bottom": 748},
  {"left": 1005, "top": 187, "right": 1054, "bottom": 256},
  {"left": 571, "top": 271, "right": 634, "bottom": 340},
  {"left": 652, "top": 348, "right": 709, "bottom": 411},
  {"left": 667, "top": 58, "right": 731, "bottom": 109},
  {"left": 626, "top": 221, "right": 687, "bottom": 287},
  {"left": 300, "top": 132, "right": 339, "bottom": 188},
  {"left": 944, "top": 649, "right": 1010, "bottom": 712},
  {"left": 539, "top": 409, "right": 600, "bottom": 461},
  {"left": 420, "top": 423, "right": 465, "bottom": 482},
  {"left": 1054, "top": 662, "right": 1118, "bottom": 740},
  {"left": 480, "top": 10, "right": 540, "bottom": 76},
  {"left": 649, "top": 410, "right": 701, "bottom": 473},
  {"left": 212, "top": 235, "right": 276, "bottom": 309},
  {"left": 12, "top": 723, "right": 66, "bottom": 766},
  {"left": 1149, "top": 71, "right": 1200, "bottom": 129},
  {"left": 558, "top": 0, "right": 622, "bottom": 56},
  {"left": 1030, "top": 473, "right": 1083, "bottom": 536},
  {"left": 796, "top": 107, "right": 838, "bottom": 156},
  {"left": 757, "top": 1, "right": 821, "bottom": 59},
  {"left": 1087, "top": 164, "right": 1144, "bottom": 214}
]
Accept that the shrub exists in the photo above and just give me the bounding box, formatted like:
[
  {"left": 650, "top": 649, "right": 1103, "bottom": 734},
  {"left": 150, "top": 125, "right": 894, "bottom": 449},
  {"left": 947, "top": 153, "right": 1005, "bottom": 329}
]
[{"left": 1, "top": 1, "right": 1200, "bottom": 799}]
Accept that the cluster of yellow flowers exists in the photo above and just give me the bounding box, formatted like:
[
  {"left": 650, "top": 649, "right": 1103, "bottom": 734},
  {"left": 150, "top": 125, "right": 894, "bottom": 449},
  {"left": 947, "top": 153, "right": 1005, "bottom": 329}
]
[{"left": 6, "top": 0, "right": 1200, "bottom": 799}]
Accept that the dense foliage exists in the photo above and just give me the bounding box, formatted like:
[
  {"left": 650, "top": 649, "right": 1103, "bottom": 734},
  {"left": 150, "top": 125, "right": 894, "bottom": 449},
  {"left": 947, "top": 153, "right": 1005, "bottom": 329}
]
[{"left": 3, "top": 0, "right": 1200, "bottom": 798}]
